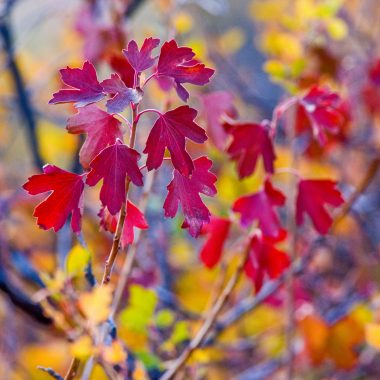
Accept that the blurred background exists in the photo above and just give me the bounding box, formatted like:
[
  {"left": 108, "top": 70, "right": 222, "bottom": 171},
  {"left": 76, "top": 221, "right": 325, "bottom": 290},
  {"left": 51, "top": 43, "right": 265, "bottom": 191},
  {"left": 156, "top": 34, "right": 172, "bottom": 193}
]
[{"left": 2, "top": 0, "right": 380, "bottom": 379}]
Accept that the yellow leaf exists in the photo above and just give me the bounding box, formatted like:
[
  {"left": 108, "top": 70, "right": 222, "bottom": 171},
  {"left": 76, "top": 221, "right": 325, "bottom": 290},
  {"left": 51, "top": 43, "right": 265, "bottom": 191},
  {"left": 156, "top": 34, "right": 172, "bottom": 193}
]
[
  {"left": 185, "top": 38, "right": 207, "bottom": 62},
  {"left": 79, "top": 286, "right": 113, "bottom": 325},
  {"left": 218, "top": 27, "right": 246, "bottom": 56},
  {"left": 366, "top": 323, "right": 380, "bottom": 350},
  {"left": 326, "top": 18, "right": 348, "bottom": 40},
  {"left": 36, "top": 120, "right": 77, "bottom": 165},
  {"left": 173, "top": 11, "right": 193, "bottom": 34},
  {"left": 70, "top": 335, "right": 94, "bottom": 359},
  {"left": 65, "top": 244, "right": 90, "bottom": 277},
  {"left": 103, "top": 341, "right": 127, "bottom": 365}
]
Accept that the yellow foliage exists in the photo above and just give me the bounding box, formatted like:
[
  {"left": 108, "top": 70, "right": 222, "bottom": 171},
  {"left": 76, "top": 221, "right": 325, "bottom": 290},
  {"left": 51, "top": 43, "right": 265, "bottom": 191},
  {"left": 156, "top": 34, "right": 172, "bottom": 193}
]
[
  {"left": 366, "top": 323, "right": 380, "bottom": 350},
  {"left": 36, "top": 120, "right": 77, "bottom": 165},
  {"left": 218, "top": 27, "right": 246, "bottom": 56},
  {"left": 259, "top": 31, "right": 303, "bottom": 61},
  {"left": 70, "top": 335, "right": 94, "bottom": 359},
  {"left": 103, "top": 341, "right": 127, "bottom": 365},
  {"left": 79, "top": 285, "right": 113, "bottom": 325},
  {"left": 326, "top": 17, "right": 348, "bottom": 40},
  {"left": 65, "top": 244, "right": 91, "bottom": 277},
  {"left": 173, "top": 11, "right": 193, "bottom": 34},
  {"left": 18, "top": 342, "right": 70, "bottom": 380},
  {"left": 185, "top": 38, "right": 207, "bottom": 62}
]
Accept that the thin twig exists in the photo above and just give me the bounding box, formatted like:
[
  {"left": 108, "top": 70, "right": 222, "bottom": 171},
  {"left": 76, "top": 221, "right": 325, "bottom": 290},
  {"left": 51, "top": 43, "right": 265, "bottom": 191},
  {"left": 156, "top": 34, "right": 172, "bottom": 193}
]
[
  {"left": 101, "top": 104, "right": 139, "bottom": 286},
  {"left": 64, "top": 358, "right": 81, "bottom": 380},
  {"left": 109, "top": 170, "right": 155, "bottom": 318},
  {"left": 285, "top": 105, "right": 298, "bottom": 380},
  {"left": 159, "top": 241, "right": 251, "bottom": 380}
]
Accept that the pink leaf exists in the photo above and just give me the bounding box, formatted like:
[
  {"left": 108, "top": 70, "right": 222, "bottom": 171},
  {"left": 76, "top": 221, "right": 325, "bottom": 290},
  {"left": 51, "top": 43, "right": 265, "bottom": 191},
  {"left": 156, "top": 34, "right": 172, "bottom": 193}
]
[
  {"left": 163, "top": 157, "right": 217, "bottom": 237},
  {"left": 226, "top": 120, "right": 276, "bottom": 178},
  {"left": 49, "top": 61, "right": 104, "bottom": 107},
  {"left": 121, "top": 201, "right": 149, "bottom": 247},
  {"left": 123, "top": 38, "right": 160, "bottom": 73},
  {"left": 67, "top": 105, "right": 123, "bottom": 168},
  {"left": 101, "top": 73, "right": 142, "bottom": 113},
  {"left": 86, "top": 140, "right": 143, "bottom": 214},
  {"left": 157, "top": 40, "right": 214, "bottom": 101},
  {"left": 109, "top": 54, "right": 135, "bottom": 88},
  {"left": 98, "top": 201, "right": 148, "bottom": 247},
  {"left": 23, "top": 165, "right": 85, "bottom": 233},
  {"left": 199, "top": 217, "right": 231, "bottom": 268},
  {"left": 143, "top": 105, "right": 207, "bottom": 176},
  {"left": 201, "top": 91, "right": 237, "bottom": 150},
  {"left": 296, "top": 179, "right": 344, "bottom": 234},
  {"left": 233, "top": 179, "right": 285, "bottom": 238},
  {"left": 245, "top": 231, "right": 289, "bottom": 291}
]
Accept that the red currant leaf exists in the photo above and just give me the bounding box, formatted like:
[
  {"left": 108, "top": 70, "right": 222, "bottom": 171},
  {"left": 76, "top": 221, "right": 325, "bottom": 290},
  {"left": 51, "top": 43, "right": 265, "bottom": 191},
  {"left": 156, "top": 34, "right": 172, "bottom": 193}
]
[
  {"left": 244, "top": 231, "right": 289, "bottom": 291},
  {"left": 86, "top": 140, "right": 143, "bottom": 214},
  {"left": 23, "top": 165, "right": 85, "bottom": 233},
  {"left": 201, "top": 91, "right": 237, "bottom": 150},
  {"left": 296, "top": 179, "right": 344, "bottom": 234},
  {"left": 67, "top": 104, "right": 123, "bottom": 169},
  {"left": 226, "top": 120, "right": 276, "bottom": 179},
  {"left": 109, "top": 54, "right": 135, "bottom": 88},
  {"left": 199, "top": 216, "right": 231, "bottom": 268},
  {"left": 163, "top": 156, "right": 217, "bottom": 237},
  {"left": 274, "top": 86, "right": 344, "bottom": 145},
  {"left": 98, "top": 201, "right": 148, "bottom": 247},
  {"left": 157, "top": 40, "right": 214, "bottom": 101},
  {"left": 121, "top": 200, "right": 149, "bottom": 248},
  {"left": 233, "top": 179, "right": 285, "bottom": 238},
  {"left": 123, "top": 37, "right": 160, "bottom": 73},
  {"left": 49, "top": 61, "right": 104, "bottom": 107},
  {"left": 101, "top": 73, "right": 142, "bottom": 114},
  {"left": 143, "top": 105, "right": 207, "bottom": 176}
]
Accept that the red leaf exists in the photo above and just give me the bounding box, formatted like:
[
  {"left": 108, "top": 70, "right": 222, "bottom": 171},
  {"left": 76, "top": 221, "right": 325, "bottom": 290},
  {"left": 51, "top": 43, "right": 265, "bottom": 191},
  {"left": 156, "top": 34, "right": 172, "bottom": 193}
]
[
  {"left": 244, "top": 232, "right": 289, "bottom": 291},
  {"left": 226, "top": 120, "right": 276, "bottom": 179},
  {"left": 86, "top": 140, "right": 143, "bottom": 215},
  {"left": 23, "top": 165, "right": 85, "bottom": 233},
  {"left": 121, "top": 201, "right": 149, "bottom": 247},
  {"left": 143, "top": 105, "right": 207, "bottom": 176},
  {"left": 67, "top": 105, "right": 123, "bottom": 168},
  {"left": 296, "top": 179, "right": 344, "bottom": 234},
  {"left": 157, "top": 40, "right": 214, "bottom": 101},
  {"left": 274, "top": 86, "right": 344, "bottom": 145},
  {"left": 123, "top": 38, "right": 160, "bottom": 73},
  {"left": 101, "top": 73, "right": 142, "bottom": 114},
  {"left": 199, "top": 217, "right": 231, "bottom": 268},
  {"left": 299, "top": 86, "right": 344, "bottom": 144},
  {"left": 362, "top": 58, "right": 380, "bottom": 115},
  {"left": 98, "top": 201, "right": 148, "bottom": 247},
  {"left": 233, "top": 179, "right": 285, "bottom": 238},
  {"left": 369, "top": 58, "right": 380, "bottom": 85},
  {"left": 163, "top": 156, "right": 217, "bottom": 237},
  {"left": 109, "top": 54, "right": 135, "bottom": 88},
  {"left": 49, "top": 61, "right": 104, "bottom": 107},
  {"left": 201, "top": 91, "right": 237, "bottom": 150}
]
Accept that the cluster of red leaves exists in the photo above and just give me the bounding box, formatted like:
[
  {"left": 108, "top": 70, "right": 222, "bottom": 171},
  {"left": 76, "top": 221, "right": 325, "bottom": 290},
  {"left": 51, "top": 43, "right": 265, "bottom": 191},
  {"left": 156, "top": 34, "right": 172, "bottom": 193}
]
[
  {"left": 23, "top": 37, "right": 346, "bottom": 293},
  {"left": 199, "top": 85, "right": 345, "bottom": 290},
  {"left": 23, "top": 38, "right": 215, "bottom": 243}
]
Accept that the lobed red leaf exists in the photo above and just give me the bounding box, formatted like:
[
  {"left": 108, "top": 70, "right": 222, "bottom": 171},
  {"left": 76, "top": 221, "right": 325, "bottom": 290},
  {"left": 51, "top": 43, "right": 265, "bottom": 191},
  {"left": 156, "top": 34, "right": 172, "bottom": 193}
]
[
  {"left": 67, "top": 105, "right": 123, "bottom": 168},
  {"left": 143, "top": 105, "right": 207, "bottom": 176},
  {"left": 23, "top": 165, "right": 85, "bottom": 233},
  {"left": 163, "top": 156, "right": 217, "bottom": 237},
  {"left": 86, "top": 140, "right": 143, "bottom": 215},
  {"left": 49, "top": 61, "right": 104, "bottom": 107}
]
